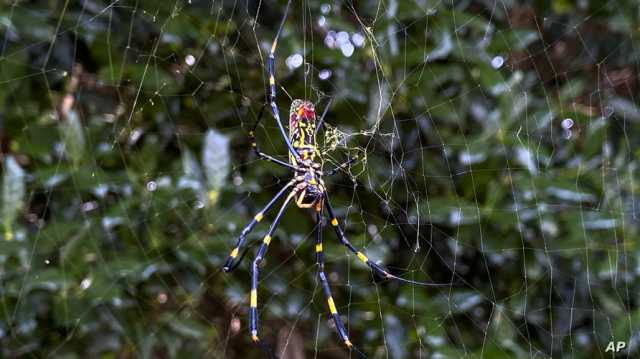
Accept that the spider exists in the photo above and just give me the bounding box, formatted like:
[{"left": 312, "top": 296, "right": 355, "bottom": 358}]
[{"left": 222, "top": 1, "right": 447, "bottom": 357}]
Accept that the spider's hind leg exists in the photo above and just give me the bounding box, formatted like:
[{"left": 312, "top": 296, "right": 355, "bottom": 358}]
[
  {"left": 223, "top": 180, "right": 295, "bottom": 272},
  {"left": 247, "top": 190, "right": 296, "bottom": 357},
  {"left": 314, "top": 206, "right": 367, "bottom": 358},
  {"left": 323, "top": 195, "right": 452, "bottom": 288}
]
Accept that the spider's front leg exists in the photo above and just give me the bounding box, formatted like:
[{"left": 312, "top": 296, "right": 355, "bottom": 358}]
[
  {"left": 249, "top": 104, "right": 299, "bottom": 172},
  {"left": 265, "top": 0, "right": 302, "bottom": 164}
]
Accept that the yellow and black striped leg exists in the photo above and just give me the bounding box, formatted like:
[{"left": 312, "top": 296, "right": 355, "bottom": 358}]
[
  {"left": 250, "top": 104, "right": 298, "bottom": 171},
  {"left": 249, "top": 190, "right": 296, "bottom": 356},
  {"left": 223, "top": 180, "right": 294, "bottom": 272},
  {"left": 324, "top": 196, "right": 450, "bottom": 287},
  {"left": 266, "top": 0, "right": 301, "bottom": 164},
  {"left": 314, "top": 97, "right": 333, "bottom": 136},
  {"left": 314, "top": 208, "right": 367, "bottom": 357},
  {"left": 323, "top": 156, "right": 358, "bottom": 177}
]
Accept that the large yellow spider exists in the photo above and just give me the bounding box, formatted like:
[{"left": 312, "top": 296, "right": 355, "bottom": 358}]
[{"left": 222, "top": 1, "right": 447, "bottom": 357}]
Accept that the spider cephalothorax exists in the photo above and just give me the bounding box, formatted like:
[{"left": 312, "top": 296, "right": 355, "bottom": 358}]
[{"left": 222, "top": 1, "right": 450, "bottom": 357}]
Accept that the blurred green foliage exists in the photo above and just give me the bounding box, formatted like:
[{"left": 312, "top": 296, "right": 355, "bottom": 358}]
[{"left": 0, "top": 0, "right": 638, "bottom": 358}]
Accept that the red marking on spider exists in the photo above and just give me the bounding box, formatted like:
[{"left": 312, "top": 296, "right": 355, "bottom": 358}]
[{"left": 290, "top": 101, "right": 316, "bottom": 127}]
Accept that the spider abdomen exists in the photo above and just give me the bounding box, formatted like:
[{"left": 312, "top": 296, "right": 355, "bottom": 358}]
[{"left": 289, "top": 99, "right": 318, "bottom": 165}]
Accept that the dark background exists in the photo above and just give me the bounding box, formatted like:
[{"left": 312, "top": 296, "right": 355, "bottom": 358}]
[{"left": 0, "top": 0, "right": 638, "bottom": 358}]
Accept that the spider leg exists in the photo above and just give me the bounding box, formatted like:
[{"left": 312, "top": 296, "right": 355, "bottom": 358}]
[
  {"left": 249, "top": 189, "right": 296, "bottom": 357},
  {"left": 223, "top": 180, "right": 295, "bottom": 272},
  {"left": 314, "top": 97, "right": 333, "bottom": 137},
  {"left": 250, "top": 104, "right": 298, "bottom": 171},
  {"left": 314, "top": 207, "right": 367, "bottom": 358},
  {"left": 324, "top": 195, "right": 452, "bottom": 287},
  {"left": 266, "top": 0, "right": 302, "bottom": 164},
  {"left": 323, "top": 156, "right": 358, "bottom": 177}
]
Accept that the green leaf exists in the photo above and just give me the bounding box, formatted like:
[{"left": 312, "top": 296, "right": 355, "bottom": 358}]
[
  {"left": 179, "top": 148, "right": 205, "bottom": 203},
  {"left": 59, "top": 111, "right": 86, "bottom": 167},
  {"left": 2, "top": 156, "right": 25, "bottom": 240},
  {"left": 201, "top": 129, "right": 230, "bottom": 205},
  {"left": 166, "top": 316, "right": 206, "bottom": 340},
  {"left": 26, "top": 269, "right": 71, "bottom": 292}
]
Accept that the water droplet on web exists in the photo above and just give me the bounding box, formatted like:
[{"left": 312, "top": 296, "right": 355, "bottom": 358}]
[
  {"left": 336, "top": 31, "right": 349, "bottom": 45},
  {"left": 563, "top": 129, "right": 573, "bottom": 139},
  {"left": 285, "top": 53, "right": 303, "bottom": 69},
  {"left": 352, "top": 32, "right": 365, "bottom": 47},
  {"left": 320, "top": 3, "right": 331, "bottom": 14},
  {"left": 146, "top": 181, "right": 157, "bottom": 192},
  {"left": 185, "top": 54, "right": 196, "bottom": 66},
  {"left": 81, "top": 201, "right": 98, "bottom": 212},
  {"left": 230, "top": 317, "right": 241, "bottom": 333},
  {"left": 157, "top": 292, "right": 168, "bottom": 303},
  {"left": 561, "top": 118, "right": 574, "bottom": 129},
  {"left": 317, "top": 16, "right": 326, "bottom": 27},
  {"left": 324, "top": 31, "right": 336, "bottom": 48},
  {"left": 341, "top": 43, "right": 355, "bottom": 57},
  {"left": 319, "top": 69, "right": 332, "bottom": 80},
  {"left": 45, "top": 259, "right": 50, "bottom": 264},
  {"left": 80, "top": 277, "right": 92, "bottom": 290},
  {"left": 491, "top": 55, "right": 504, "bottom": 69}
]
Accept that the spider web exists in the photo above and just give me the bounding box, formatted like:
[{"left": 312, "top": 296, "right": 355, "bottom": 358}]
[{"left": 0, "top": 0, "right": 637, "bottom": 358}]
